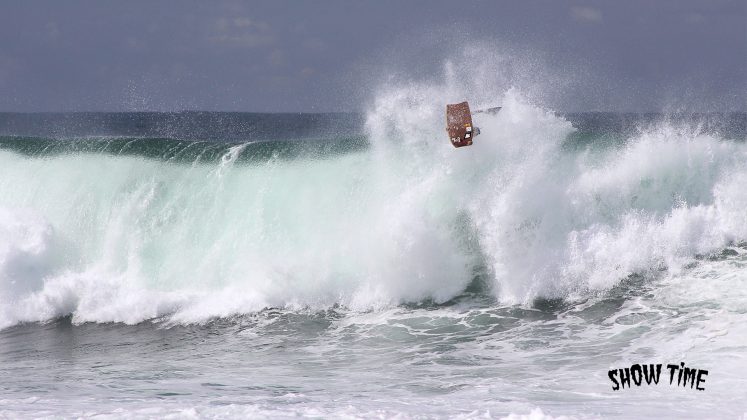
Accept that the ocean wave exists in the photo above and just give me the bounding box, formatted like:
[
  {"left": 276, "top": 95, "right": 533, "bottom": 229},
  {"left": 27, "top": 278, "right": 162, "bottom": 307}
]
[{"left": 0, "top": 88, "right": 745, "bottom": 329}]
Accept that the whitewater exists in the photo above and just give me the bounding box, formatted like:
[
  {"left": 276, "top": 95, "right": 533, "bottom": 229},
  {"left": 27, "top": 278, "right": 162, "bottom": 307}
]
[{"left": 0, "top": 85, "right": 746, "bottom": 418}]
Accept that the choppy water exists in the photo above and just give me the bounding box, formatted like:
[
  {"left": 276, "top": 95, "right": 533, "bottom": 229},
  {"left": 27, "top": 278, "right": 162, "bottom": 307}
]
[{"left": 0, "top": 88, "right": 746, "bottom": 418}]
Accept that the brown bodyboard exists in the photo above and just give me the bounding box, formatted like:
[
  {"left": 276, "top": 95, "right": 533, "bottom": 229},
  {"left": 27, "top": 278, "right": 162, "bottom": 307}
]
[{"left": 446, "top": 101, "right": 474, "bottom": 148}]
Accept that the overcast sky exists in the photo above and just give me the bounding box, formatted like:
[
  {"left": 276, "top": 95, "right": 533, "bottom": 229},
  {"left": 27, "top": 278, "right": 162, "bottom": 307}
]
[{"left": 1, "top": 0, "right": 745, "bottom": 112}]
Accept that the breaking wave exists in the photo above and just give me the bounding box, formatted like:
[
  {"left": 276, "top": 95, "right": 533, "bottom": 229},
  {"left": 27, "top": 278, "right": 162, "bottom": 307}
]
[{"left": 1, "top": 88, "right": 745, "bottom": 329}]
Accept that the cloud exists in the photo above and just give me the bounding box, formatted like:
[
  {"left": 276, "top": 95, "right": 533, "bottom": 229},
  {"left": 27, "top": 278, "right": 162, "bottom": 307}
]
[
  {"left": 303, "top": 38, "right": 326, "bottom": 52},
  {"left": 45, "top": 22, "right": 60, "bottom": 40},
  {"left": 268, "top": 49, "right": 286, "bottom": 67},
  {"left": 570, "top": 6, "right": 602, "bottom": 23},
  {"left": 683, "top": 12, "right": 705, "bottom": 24},
  {"left": 208, "top": 16, "right": 273, "bottom": 48}
]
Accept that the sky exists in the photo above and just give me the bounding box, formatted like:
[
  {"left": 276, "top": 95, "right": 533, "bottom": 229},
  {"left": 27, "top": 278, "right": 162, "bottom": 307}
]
[{"left": 0, "top": 0, "right": 745, "bottom": 112}]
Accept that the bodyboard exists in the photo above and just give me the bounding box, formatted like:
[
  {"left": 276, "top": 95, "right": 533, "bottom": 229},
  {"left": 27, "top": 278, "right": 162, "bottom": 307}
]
[{"left": 446, "top": 101, "right": 474, "bottom": 148}]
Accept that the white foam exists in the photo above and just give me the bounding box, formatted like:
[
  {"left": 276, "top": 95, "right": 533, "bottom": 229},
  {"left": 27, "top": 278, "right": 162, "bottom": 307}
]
[{"left": 0, "top": 79, "right": 745, "bottom": 328}]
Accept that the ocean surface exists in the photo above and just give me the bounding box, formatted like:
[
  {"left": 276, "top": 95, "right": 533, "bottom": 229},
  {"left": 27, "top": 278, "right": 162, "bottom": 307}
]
[{"left": 1, "top": 91, "right": 746, "bottom": 418}]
